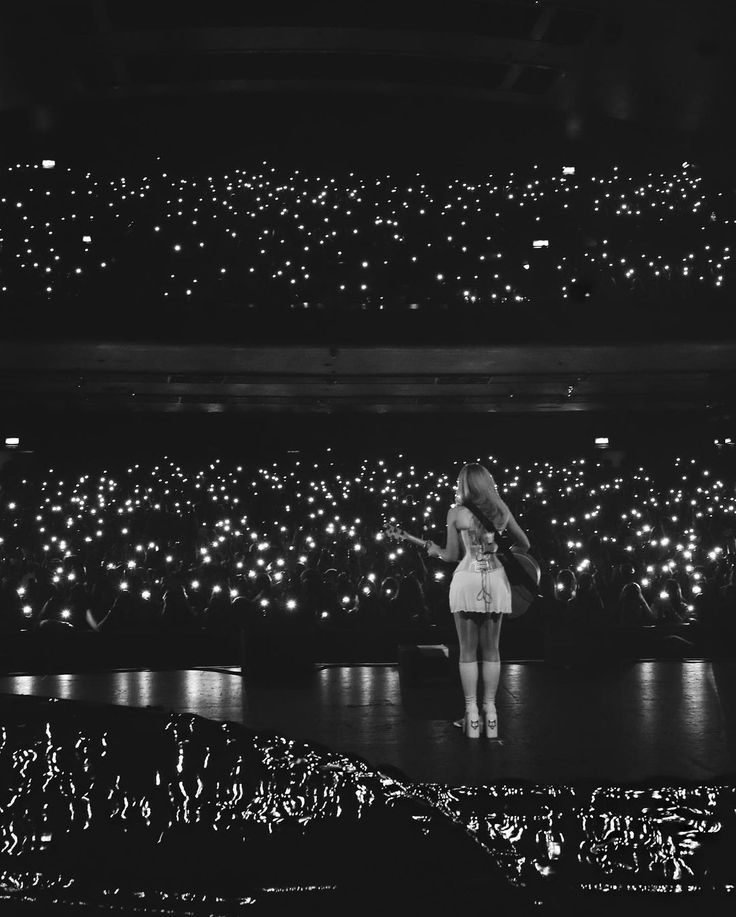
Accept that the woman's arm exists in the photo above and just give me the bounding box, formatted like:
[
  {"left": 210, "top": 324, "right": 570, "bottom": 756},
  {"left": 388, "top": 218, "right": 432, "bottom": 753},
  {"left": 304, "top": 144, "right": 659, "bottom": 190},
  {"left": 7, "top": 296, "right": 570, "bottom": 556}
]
[{"left": 427, "top": 507, "right": 461, "bottom": 562}]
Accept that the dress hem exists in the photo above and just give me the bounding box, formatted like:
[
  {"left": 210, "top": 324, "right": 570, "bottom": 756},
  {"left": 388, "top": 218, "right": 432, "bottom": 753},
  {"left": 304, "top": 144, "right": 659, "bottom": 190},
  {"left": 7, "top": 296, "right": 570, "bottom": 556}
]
[{"left": 450, "top": 608, "right": 512, "bottom": 615}]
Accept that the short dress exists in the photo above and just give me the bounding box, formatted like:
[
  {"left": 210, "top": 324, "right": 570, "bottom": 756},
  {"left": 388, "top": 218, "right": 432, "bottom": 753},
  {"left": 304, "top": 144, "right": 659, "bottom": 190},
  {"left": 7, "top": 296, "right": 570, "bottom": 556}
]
[{"left": 449, "top": 527, "right": 512, "bottom": 616}]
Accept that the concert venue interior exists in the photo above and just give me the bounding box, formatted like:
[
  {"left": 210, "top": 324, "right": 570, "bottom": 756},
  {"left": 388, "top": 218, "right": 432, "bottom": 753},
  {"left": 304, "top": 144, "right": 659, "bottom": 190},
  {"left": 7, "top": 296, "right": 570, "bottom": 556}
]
[{"left": 1, "top": 1, "right": 736, "bottom": 913}]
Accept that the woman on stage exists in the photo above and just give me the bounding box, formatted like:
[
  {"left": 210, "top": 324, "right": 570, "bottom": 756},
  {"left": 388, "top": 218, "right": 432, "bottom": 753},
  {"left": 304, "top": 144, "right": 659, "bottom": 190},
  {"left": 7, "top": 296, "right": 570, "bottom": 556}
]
[{"left": 425, "top": 463, "right": 530, "bottom": 739}]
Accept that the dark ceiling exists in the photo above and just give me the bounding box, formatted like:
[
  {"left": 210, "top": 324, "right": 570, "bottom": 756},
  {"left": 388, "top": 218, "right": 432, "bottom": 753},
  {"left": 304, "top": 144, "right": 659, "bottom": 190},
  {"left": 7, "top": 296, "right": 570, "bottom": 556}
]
[
  {"left": 1, "top": 0, "right": 734, "bottom": 166},
  {"left": 0, "top": 0, "right": 734, "bottom": 420}
]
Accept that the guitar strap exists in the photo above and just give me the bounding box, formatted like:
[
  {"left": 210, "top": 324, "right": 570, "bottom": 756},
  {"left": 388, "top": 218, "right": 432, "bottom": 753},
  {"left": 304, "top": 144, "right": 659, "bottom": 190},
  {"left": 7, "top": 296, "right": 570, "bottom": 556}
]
[{"left": 464, "top": 501, "right": 539, "bottom": 594}]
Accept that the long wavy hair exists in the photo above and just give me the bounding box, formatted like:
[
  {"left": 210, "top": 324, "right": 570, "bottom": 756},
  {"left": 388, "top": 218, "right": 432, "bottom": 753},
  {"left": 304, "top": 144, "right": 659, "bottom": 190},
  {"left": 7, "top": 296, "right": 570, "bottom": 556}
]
[{"left": 455, "top": 463, "right": 511, "bottom": 535}]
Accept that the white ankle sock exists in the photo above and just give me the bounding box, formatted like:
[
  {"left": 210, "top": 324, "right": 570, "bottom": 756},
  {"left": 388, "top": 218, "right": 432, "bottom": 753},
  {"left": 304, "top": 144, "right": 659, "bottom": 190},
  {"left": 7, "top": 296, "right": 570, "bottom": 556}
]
[
  {"left": 481, "top": 661, "right": 501, "bottom": 710},
  {"left": 459, "top": 661, "right": 479, "bottom": 715}
]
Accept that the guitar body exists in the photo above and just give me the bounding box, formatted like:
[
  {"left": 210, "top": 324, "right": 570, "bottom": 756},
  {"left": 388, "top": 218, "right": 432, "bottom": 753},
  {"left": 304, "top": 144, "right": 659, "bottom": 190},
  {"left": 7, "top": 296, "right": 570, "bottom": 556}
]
[{"left": 506, "top": 552, "right": 542, "bottom": 618}]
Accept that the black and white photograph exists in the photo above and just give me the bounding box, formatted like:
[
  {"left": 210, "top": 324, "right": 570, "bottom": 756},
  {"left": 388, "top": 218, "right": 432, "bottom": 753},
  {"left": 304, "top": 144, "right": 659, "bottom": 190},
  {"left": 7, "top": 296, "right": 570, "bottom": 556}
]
[{"left": 0, "top": 1, "right": 735, "bottom": 914}]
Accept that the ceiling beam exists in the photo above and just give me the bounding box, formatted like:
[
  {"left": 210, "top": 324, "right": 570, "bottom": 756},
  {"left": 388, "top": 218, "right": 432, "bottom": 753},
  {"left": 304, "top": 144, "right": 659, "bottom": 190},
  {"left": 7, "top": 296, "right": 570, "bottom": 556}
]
[{"left": 84, "top": 27, "right": 572, "bottom": 68}]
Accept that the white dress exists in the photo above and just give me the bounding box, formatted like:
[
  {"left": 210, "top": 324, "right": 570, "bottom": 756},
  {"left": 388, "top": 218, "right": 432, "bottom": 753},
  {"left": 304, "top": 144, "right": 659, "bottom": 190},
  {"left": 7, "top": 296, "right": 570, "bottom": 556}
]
[{"left": 449, "top": 525, "right": 512, "bottom": 616}]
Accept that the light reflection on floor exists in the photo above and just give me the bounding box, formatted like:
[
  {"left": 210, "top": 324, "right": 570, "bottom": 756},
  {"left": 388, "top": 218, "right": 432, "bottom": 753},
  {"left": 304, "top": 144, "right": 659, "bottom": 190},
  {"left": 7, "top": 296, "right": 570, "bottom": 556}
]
[{"left": 0, "top": 660, "right": 734, "bottom": 785}]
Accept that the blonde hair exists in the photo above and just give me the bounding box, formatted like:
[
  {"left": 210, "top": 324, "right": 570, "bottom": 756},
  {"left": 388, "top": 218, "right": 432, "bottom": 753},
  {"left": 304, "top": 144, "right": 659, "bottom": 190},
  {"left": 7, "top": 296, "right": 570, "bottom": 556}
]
[{"left": 456, "top": 463, "right": 511, "bottom": 534}]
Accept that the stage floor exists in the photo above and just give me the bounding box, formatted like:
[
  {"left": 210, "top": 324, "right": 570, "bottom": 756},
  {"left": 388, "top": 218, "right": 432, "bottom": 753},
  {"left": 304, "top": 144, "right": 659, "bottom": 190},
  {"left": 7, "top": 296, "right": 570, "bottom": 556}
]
[{"left": 2, "top": 659, "right": 735, "bottom": 785}]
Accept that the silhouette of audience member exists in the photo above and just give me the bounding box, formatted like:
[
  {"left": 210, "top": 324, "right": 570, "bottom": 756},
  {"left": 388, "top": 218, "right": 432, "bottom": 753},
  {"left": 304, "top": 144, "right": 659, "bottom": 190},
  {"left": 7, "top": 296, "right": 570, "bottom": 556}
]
[
  {"left": 566, "top": 572, "right": 606, "bottom": 629},
  {"left": 716, "top": 564, "right": 736, "bottom": 634},
  {"left": 0, "top": 577, "right": 25, "bottom": 634},
  {"left": 160, "top": 583, "right": 199, "bottom": 633},
  {"left": 203, "top": 585, "right": 237, "bottom": 636},
  {"left": 553, "top": 568, "right": 578, "bottom": 631},
  {"left": 555, "top": 568, "right": 577, "bottom": 604},
  {"left": 66, "top": 582, "right": 95, "bottom": 631},
  {"left": 528, "top": 571, "right": 563, "bottom": 634},
  {"left": 297, "top": 568, "right": 324, "bottom": 622},
  {"left": 390, "top": 572, "right": 430, "bottom": 627},
  {"left": 617, "top": 582, "right": 656, "bottom": 627},
  {"left": 335, "top": 571, "right": 356, "bottom": 623},
  {"left": 379, "top": 576, "right": 400, "bottom": 625},
  {"left": 353, "top": 575, "right": 382, "bottom": 627},
  {"left": 652, "top": 578, "right": 689, "bottom": 624},
  {"left": 37, "top": 594, "right": 76, "bottom": 635},
  {"left": 25, "top": 568, "right": 57, "bottom": 617}
]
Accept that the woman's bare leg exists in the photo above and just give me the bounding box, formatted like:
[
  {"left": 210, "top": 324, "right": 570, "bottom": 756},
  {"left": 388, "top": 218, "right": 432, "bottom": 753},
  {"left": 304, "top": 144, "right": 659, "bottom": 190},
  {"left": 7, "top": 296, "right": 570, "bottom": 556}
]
[
  {"left": 453, "top": 612, "right": 481, "bottom": 729},
  {"left": 479, "top": 612, "right": 502, "bottom": 662},
  {"left": 454, "top": 610, "right": 480, "bottom": 662}
]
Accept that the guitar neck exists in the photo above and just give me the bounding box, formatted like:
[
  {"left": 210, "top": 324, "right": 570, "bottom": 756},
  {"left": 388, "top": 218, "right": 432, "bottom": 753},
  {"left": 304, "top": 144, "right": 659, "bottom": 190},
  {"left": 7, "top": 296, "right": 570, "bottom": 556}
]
[{"left": 398, "top": 531, "right": 427, "bottom": 548}]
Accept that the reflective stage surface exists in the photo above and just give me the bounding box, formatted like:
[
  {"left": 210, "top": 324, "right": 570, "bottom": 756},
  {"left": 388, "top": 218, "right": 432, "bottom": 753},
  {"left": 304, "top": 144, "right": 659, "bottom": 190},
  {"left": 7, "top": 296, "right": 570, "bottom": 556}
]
[
  {"left": 1, "top": 661, "right": 735, "bottom": 914},
  {"left": 2, "top": 661, "right": 735, "bottom": 784}
]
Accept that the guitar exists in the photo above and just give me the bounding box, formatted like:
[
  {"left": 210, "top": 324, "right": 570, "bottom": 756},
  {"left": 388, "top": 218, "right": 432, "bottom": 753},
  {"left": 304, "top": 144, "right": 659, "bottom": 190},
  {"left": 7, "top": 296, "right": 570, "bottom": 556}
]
[{"left": 383, "top": 523, "right": 541, "bottom": 618}]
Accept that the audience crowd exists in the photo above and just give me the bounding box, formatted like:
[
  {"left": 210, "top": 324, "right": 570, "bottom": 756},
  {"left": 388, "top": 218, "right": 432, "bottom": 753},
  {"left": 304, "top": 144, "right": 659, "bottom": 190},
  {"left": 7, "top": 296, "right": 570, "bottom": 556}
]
[
  {"left": 0, "top": 447, "right": 734, "bottom": 652},
  {"left": 0, "top": 159, "right": 732, "bottom": 339}
]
